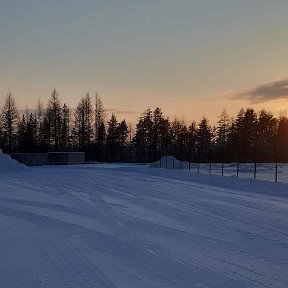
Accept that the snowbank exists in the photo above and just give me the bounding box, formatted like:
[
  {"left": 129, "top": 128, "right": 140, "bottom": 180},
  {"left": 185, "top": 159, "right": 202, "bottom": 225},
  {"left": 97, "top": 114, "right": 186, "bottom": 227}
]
[
  {"left": 0, "top": 149, "right": 27, "bottom": 174},
  {"left": 150, "top": 156, "right": 190, "bottom": 169}
]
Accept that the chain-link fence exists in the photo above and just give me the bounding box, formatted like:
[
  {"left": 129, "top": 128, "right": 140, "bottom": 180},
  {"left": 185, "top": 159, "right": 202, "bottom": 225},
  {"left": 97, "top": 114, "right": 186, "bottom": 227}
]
[{"left": 151, "top": 156, "right": 286, "bottom": 183}]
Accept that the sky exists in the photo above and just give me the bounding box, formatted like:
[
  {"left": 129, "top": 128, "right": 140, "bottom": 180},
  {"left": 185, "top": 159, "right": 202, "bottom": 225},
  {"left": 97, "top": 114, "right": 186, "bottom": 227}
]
[{"left": 1, "top": 0, "right": 288, "bottom": 125}]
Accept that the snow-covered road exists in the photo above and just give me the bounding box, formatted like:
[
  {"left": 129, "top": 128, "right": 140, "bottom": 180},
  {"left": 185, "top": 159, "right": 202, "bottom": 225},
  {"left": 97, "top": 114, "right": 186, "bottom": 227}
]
[{"left": 0, "top": 164, "right": 288, "bottom": 287}]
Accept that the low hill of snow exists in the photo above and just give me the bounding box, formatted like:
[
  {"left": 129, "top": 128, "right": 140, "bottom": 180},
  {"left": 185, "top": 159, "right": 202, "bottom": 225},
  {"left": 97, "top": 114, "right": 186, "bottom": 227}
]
[
  {"left": 150, "top": 156, "right": 190, "bottom": 169},
  {"left": 0, "top": 149, "right": 27, "bottom": 174}
]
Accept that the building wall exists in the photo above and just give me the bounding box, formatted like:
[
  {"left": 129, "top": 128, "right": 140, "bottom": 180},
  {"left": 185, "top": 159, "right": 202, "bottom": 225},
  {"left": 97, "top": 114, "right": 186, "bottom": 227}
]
[
  {"left": 11, "top": 152, "right": 85, "bottom": 166},
  {"left": 68, "top": 152, "right": 85, "bottom": 164},
  {"left": 11, "top": 153, "right": 49, "bottom": 166}
]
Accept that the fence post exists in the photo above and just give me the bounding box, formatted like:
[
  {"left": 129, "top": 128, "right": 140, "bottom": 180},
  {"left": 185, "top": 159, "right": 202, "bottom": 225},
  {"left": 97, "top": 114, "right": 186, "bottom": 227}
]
[
  {"left": 221, "top": 162, "right": 224, "bottom": 176},
  {"left": 198, "top": 162, "right": 200, "bottom": 174},
  {"left": 166, "top": 154, "right": 168, "bottom": 169},
  {"left": 236, "top": 162, "right": 239, "bottom": 178},
  {"left": 188, "top": 146, "right": 191, "bottom": 172},
  {"left": 275, "top": 161, "right": 278, "bottom": 183},
  {"left": 254, "top": 161, "right": 257, "bottom": 179},
  {"left": 209, "top": 162, "right": 212, "bottom": 176}
]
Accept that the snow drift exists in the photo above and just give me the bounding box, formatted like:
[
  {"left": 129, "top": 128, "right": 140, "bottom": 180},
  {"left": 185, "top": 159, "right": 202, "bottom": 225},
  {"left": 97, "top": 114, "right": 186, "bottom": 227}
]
[
  {"left": 0, "top": 149, "right": 27, "bottom": 174},
  {"left": 150, "top": 156, "right": 190, "bottom": 169}
]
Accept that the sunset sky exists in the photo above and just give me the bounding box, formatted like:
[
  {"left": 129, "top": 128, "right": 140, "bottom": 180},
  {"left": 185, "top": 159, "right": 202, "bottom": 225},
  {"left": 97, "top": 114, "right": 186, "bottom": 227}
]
[{"left": 1, "top": 0, "right": 288, "bottom": 125}]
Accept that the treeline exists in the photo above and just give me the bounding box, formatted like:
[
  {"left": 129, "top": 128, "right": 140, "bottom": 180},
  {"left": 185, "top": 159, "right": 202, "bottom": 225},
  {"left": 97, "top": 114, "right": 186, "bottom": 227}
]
[
  {"left": 1, "top": 90, "right": 288, "bottom": 163},
  {"left": 134, "top": 108, "right": 288, "bottom": 163},
  {"left": 0, "top": 90, "right": 130, "bottom": 161}
]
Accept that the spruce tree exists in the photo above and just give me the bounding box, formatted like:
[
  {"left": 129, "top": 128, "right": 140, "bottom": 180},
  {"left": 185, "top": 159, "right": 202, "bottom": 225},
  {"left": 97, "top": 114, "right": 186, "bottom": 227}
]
[
  {"left": 95, "top": 93, "right": 105, "bottom": 142},
  {"left": 133, "top": 109, "right": 153, "bottom": 162},
  {"left": 47, "top": 89, "right": 62, "bottom": 151},
  {"left": 196, "top": 117, "right": 211, "bottom": 162},
  {"left": 116, "top": 120, "right": 129, "bottom": 161},
  {"left": 97, "top": 120, "right": 106, "bottom": 162},
  {"left": 61, "top": 104, "right": 70, "bottom": 151},
  {"left": 1, "top": 91, "right": 19, "bottom": 153},
  {"left": 106, "top": 114, "right": 118, "bottom": 162}
]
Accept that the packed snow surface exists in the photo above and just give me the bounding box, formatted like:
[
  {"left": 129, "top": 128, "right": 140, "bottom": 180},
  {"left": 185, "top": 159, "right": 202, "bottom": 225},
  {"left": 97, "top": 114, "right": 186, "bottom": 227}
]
[{"left": 0, "top": 162, "right": 288, "bottom": 287}]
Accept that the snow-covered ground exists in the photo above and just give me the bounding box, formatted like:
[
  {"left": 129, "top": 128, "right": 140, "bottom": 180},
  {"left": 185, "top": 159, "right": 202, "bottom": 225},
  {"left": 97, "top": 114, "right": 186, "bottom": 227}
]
[{"left": 1, "top": 153, "right": 288, "bottom": 287}]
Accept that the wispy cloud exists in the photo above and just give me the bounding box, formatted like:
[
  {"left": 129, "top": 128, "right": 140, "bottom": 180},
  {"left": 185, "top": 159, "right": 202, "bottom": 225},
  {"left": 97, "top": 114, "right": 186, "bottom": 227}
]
[
  {"left": 106, "top": 108, "right": 139, "bottom": 115},
  {"left": 230, "top": 76, "right": 288, "bottom": 103}
]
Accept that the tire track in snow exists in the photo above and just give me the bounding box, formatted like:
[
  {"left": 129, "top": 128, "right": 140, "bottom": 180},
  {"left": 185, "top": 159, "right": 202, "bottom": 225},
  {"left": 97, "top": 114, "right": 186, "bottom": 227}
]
[{"left": 38, "top": 234, "right": 116, "bottom": 288}]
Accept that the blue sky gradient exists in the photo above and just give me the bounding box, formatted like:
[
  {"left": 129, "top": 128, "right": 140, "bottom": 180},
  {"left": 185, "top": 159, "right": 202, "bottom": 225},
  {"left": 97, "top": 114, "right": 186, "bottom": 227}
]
[{"left": 1, "top": 0, "right": 288, "bottom": 123}]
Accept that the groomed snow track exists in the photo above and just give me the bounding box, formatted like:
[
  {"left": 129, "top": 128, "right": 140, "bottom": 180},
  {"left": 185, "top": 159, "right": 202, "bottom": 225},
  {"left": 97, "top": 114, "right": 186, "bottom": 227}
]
[{"left": 0, "top": 163, "right": 288, "bottom": 288}]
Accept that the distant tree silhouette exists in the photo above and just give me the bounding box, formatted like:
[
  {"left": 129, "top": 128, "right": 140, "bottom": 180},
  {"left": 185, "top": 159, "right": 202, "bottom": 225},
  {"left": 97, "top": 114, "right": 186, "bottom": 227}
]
[
  {"left": 196, "top": 117, "right": 211, "bottom": 162},
  {"left": 60, "top": 104, "right": 70, "bottom": 151},
  {"left": 73, "top": 93, "right": 93, "bottom": 154},
  {"left": 277, "top": 117, "right": 288, "bottom": 162},
  {"left": 214, "top": 109, "right": 231, "bottom": 162},
  {"left": 94, "top": 93, "right": 105, "bottom": 142},
  {"left": 96, "top": 120, "right": 106, "bottom": 162},
  {"left": 106, "top": 114, "right": 118, "bottom": 162},
  {"left": 47, "top": 89, "right": 62, "bottom": 151},
  {"left": 35, "top": 100, "right": 45, "bottom": 151},
  {"left": 257, "top": 110, "right": 277, "bottom": 162},
  {"left": 188, "top": 122, "right": 196, "bottom": 163},
  {"left": 133, "top": 109, "right": 153, "bottom": 162},
  {"left": 117, "top": 120, "right": 129, "bottom": 161},
  {"left": 2, "top": 89, "right": 288, "bottom": 164},
  {"left": 1, "top": 91, "right": 18, "bottom": 153},
  {"left": 17, "top": 114, "right": 27, "bottom": 152}
]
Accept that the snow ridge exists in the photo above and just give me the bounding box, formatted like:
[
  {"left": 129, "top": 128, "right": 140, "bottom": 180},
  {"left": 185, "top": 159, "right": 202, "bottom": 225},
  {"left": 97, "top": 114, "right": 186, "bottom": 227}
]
[{"left": 0, "top": 149, "right": 27, "bottom": 174}]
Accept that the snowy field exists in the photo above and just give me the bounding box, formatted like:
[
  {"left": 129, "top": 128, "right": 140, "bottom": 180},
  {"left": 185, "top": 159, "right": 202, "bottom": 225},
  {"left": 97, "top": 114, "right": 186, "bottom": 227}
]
[{"left": 1, "top": 153, "right": 288, "bottom": 287}]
